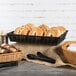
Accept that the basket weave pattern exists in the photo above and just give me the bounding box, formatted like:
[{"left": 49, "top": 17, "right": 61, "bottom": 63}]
[
  {"left": 7, "top": 31, "right": 68, "bottom": 45},
  {"left": 0, "top": 51, "right": 23, "bottom": 62}
]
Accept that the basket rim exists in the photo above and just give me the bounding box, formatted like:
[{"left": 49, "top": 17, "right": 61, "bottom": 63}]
[
  {"left": 7, "top": 30, "right": 68, "bottom": 38},
  {"left": 0, "top": 51, "right": 24, "bottom": 56},
  {"left": 7, "top": 30, "right": 68, "bottom": 45}
]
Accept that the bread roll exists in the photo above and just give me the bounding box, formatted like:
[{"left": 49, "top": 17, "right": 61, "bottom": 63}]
[
  {"left": 0, "top": 48, "right": 6, "bottom": 53},
  {"left": 9, "top": 47, "right": 17, "bottom": 53},
  {"left": 47, "top": 27, "right": 62, "bottom": 37},
  {"left": 14, "top": 27, "right": 24, "bottom": 34},
  {"left": 20, "top": 27, "right": 30, "bottom": 35},
  {"left": 24, "top": 23, "right": 35, "bottom": 30},
  {"left": 47, "top": 26, "right": 66, "bottom": 37},
  {"left": 1, "top": 44, "right": 18, "bottom": 53},
  {"left": 43, "top": 31, "right": 49, "bottom": 36},
  {"left": 57, "top": 26, "right": 66, "bottom": 34},
  {"left": 39, "top": 24, "right": 49, "bottom": 32},
  {"left": 45, "top": 31, "right": 52, "bottom": 36},
  {"left": 29, "top": 27, "right": 43, "bottom": 36},
  {"left": 14, "top": 23, "right": 35, "bottom": 35},
  {"left": 21, "top": 23, "right": 35, "bottom": 35},
  {"left": 0, "top": 46, "right": 9, "bottom": 54}
]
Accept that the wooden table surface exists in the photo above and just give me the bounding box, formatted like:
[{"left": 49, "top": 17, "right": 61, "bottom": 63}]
[{"left": 0, "top": 61, "right": 76, "bottom": 76}]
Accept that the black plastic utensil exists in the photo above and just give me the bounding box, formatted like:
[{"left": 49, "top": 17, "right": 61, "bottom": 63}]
[
  {"left": 27, "top": 54, "right": 38, "bottom": 60},
  {"left": 37, "top": 52, "right": 56, "bottom": 64},
  {"left": 27, "top": 54, "right": 56, "bottom": 64}
]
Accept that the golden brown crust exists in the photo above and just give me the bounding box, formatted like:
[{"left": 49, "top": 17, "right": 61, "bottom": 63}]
[
  {"left": 43, "top": 31, "right": 48, "bottom": 36},
  {"left": 0, "top": 47, "right": 8, "bottom": 54},
  {"left": 46, "top": 27, "right": 62, "bottom": 37},
  {"left": 29, "top": 27, "right": 44, "bottom": 36},
  {"left": 39, "top": 24, "right": 49, "bottom": 32},
  {"left": 57, "top": 26, "right": 66, "bottom": 34},
  {"left": 14, "top": 24, "right": 66, "bottom": 37},
  {"left": 14, "top": 23, "right": 35, "bottom": 35},
  {"left": 24, "top": 23, "right": 35, "bottom": 30},
  {"left": 20, "top": 28, "right": 29, "bottom": 35},
  {"left": 0, "top": 44, "right": 19, "bottom": 53},
  {"left": 45, "top": 31, "right": 52, "bottom": 36},
  {"left": 14, "top": 27, "right": 24, "bottom": 34}
]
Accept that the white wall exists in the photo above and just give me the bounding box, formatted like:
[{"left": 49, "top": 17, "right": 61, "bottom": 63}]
[{"left": 0, "top": 0, "right": 76, "bottom": 40}]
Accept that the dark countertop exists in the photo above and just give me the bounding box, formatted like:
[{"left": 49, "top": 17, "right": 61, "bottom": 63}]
[{"left": 0, "top": 61, "right": 76, "bottom": 76}]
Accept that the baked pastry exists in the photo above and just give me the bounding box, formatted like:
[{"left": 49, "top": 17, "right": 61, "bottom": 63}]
[
  {"left": 29, "top": 27, "right": 44, "bottom": 36},
  {"left": 0, "top": 44, "right": 19, "bottom": 53},
  {"left": 14, "top": 23, "right": 35, "bottom": 35},
  {"left": 46, "top": 26, "right": 66, "bottom": 37},
  {"left": 46, "top": 27, "right": 61, "bottom": 37},
  {"left": 57, "top": 26, "right": 66, "bottom": 34},
  {"left": 45, "top": 30, "right": 52, "bottom": 36},
  {"left": 0, "top": 44, "right": 10, "bottom": 53},
  {"left": 0, "top": 47, "right": 8, "bottom": 54},
  {"left": 14, "top": 23, "right": 66, "bottom": 37},
  {"left": 9, "top": 45, "right": 18, "bottom": 53},
  {"left": 39, "top": 24, "right": 49, "bottom": 32},
  {"left": 43, "top": 31, "right": 47, "bottom": 36},
  {"left": 23, "top": 23, "right": 35, "bottom": 30},
  {"left": 21, "top": 23, "right": 35, "bottom": 35},
  {"left": 20, "top": 27, "right": 30, "bottom": 35},
  {"left": 39, "top": 24, "right": 49, "bottom": 36},
  {"left": 14, "top": 27, "right": 23, "bottom": 34}
]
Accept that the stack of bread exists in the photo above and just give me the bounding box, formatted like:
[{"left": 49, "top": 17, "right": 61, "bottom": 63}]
[{"left": 14, "top": 23, "right": 66, "bottom": 37}]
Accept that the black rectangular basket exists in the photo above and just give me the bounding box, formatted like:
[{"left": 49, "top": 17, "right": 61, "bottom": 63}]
[{"left": 7, "top": 31, "right": 68, "bottom": 45}]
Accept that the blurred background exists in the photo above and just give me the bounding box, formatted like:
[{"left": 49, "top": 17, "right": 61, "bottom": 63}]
[{"left": 0, "top": 0, "right": 76, "bottom": 40}]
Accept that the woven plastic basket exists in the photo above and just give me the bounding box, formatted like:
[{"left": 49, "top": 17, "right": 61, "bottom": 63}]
[
  {"left": 0, "top": 51, "right": 24, "bottom": 63},
  {"left": 7, "top": 31, "right": 68, "bottom": 45}
]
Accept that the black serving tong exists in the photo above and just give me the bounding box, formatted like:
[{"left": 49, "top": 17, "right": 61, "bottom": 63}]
[
  {"left": 27, "top": 52, "right": 56, "bottom": 64},
  {"left": 37, "top": 52, "right": 56, "bottom": 64}
]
